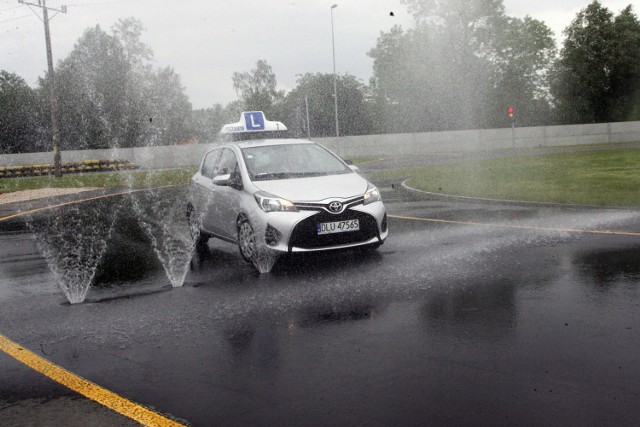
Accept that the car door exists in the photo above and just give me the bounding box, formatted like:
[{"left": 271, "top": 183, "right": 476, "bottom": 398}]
[
  {"left": 213, "top": 148, "right": 243, "bottom": 240},
  {"left": 193, "top": 148, "right": 222, "bottom": 235}
]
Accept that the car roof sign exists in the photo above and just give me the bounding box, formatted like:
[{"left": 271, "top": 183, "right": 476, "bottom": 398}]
[{"left": 220, "top": 111, "right": 288, "bottom": 134}]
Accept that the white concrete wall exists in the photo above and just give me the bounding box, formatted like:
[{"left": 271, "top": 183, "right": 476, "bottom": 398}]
[
  {"left": 317, "top": 121, "right": 640, "bottom": 157},
  {"left": 2, "top": 121, "right": 639, "bottom": 168}
]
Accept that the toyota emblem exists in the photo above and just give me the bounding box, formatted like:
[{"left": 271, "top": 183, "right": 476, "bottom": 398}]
[{"left": 328, "top": 201, "right": 343, "bottom": 213}]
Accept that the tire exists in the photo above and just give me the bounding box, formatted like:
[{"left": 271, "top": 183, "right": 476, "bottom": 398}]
[
  {"left": 187, "top": 204, "right": 209, "bottom": 246},
  {"left": 237, "top": 216, "right": 256, "bottom": 262}
]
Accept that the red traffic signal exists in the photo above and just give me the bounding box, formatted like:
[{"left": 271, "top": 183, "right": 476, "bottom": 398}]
[{"left": 508, "top": 106, "right": 514, "bottom": 118}]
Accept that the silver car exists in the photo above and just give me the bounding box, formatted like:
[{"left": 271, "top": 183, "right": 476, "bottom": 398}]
[{"left": 187, "top": 138, "right": 388, "bottom": 271}]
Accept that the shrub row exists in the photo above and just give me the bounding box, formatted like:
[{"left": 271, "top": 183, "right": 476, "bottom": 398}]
[{"left": 0, "top": 159, "right": 140, "bottom": 178}]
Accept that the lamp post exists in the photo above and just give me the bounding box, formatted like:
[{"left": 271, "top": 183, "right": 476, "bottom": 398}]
[
  {"left": 304, "top": 94, "right": 311, "bottom": 139},
  {"left": 296, "top": 73, "right": 312, "bottom": 139},
  {"left": 331, "top": 4, "right": 339, "bottom": 138}
]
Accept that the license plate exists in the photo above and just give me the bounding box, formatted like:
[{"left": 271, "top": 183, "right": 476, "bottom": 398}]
[{"left": 317, "top": 219, "right": 360, "bottom": 235}]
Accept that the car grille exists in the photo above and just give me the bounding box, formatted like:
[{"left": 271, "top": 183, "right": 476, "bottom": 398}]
[
  {"left": 288, "top": 209, "right": 379, "bottom": 250},
  {"left": 294, "top": 196, "right": 364, "bottom": 214}
]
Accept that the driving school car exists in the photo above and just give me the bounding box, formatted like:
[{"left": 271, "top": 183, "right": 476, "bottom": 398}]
[{"left": 187, "top": 111, "right": 388, "bottom": 270}]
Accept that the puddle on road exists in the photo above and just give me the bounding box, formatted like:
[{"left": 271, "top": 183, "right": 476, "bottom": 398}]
[{"left": 574, "top": 247, "right": 640, "bottom": 288}]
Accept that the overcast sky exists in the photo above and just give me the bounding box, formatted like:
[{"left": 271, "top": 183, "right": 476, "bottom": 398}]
[{"left": 1, "top": 0, "right": 636, "bottom": 109}]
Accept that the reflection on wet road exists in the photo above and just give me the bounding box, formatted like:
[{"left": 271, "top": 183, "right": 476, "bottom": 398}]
[{"left": 1, "top": 186, "right": 639, "bottom": 426}]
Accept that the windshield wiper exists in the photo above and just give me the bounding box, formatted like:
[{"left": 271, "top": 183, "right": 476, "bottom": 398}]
[
  {"left": 252, "top": 172, "right": 297, "bottom": 180},
  {"left": 252, "top": 171, "right": 340, "bottom": 180}
]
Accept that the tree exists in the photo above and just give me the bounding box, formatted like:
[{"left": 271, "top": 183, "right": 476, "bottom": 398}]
[
  {"left": 232, "top": 60, "right": 284, "bottom": 118},
  {"left": 372, "top": 0, "right": 560, "bottom": 131},
  {"left": 280, "top": 73, "right": 372, "bottom": 137},
  {"left": 551, "top": 1, "right": 616, "bottom": 124},
  {"left": 401, "top": 0, "right": 506, "bottom": 58},
  {"left": 368, "top": 23, "right": 494, "bottom": 133},
  {"left": 367, "top": 25, "right": 416, "bottom": 134},
  {"left": 192, "top": 104, "right": 226, "bottom": 144},
  {"left": 373, "top": 0, "right": 511, "bottom": 132},
  {"left": 49, "top": 25, "right": 132, "bottom": 149},
  {"left": 145, "top": 66, "right": 193, "bottom": 146},
  {"left": 487, "top": 16, "right": 556, "bottom": 127},
  {"left": 0, "top": 71, "right": 45, "bottom": 153},
  {"left": 40, "top": 19, "right": 193, "bottom": 149},
  {"left": 111, "top": 18, "right": 156, "bottom": 147},
  {"left": 609, "top": 6, "right": 640, "bottom": 121},
  {"left": 111, "top": 17, "right": 153, "bottom": 71}
]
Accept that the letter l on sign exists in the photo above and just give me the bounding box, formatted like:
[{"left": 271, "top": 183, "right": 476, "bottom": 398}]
[{"left": 244, "top": 112, "right": 265, "bottom": 131}]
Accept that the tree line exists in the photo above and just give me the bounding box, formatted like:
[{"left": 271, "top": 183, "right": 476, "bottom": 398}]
[{"left": 1, "top": 1, "right": 639, "bottom": 154}]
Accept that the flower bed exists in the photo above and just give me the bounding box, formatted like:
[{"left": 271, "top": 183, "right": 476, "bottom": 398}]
[{"left": 0, "top": 159, "right": 139, "bottom": 178}]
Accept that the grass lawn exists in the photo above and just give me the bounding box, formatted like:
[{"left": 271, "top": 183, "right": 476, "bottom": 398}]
[
  {"left": 369, "top": 148, "right": 640, "bottom": 207},
  {"left": 0, "top": 167, "right": 197, "bottom": 194}
]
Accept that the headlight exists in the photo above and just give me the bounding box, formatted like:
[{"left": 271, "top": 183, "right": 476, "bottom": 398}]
[
  {"left": 363, "top": 184, "right": 381, "bottom": 205},
  {"left": 254, "top": 191, "right": 298, "bottom": 213}
]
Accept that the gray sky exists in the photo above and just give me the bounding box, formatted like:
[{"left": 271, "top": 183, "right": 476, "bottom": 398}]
[{"left": 1, "top": 0, "right": 636, "bottom": 109}]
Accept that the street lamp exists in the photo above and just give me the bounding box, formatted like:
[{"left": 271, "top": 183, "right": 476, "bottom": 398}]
[
  {"left": 304, "top": 94, "right": 311, "bottom": 139},
  {"left": 331, "top": 4, "right": 339, "bottom": 138},
  {"left": 296, "top": 74, "right": 311, "bottom": 139}
]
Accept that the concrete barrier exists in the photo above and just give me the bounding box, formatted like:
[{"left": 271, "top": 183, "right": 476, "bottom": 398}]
[
  {"left": 318, "top": 121, "right": 640, "bottom": 157},
  {"left": 2, "top": 121, "right": 639, "bottom": 169}
]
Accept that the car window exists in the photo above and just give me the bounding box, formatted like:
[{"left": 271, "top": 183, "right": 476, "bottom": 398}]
[
  {"left": 201, "top": 149, "right": 222, "bottom": 179},
  {"left": 242, "top": 143, "right": 350, "bottom": 181},
  {"left": 216, "top": 148, "right": 238, "bottom": 177}
]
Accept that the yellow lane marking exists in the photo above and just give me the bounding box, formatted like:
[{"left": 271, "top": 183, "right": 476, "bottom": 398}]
[
  {"left": 388, "top": 214, "right": 640, "bottom": 237},
  {"left": 0, "top": 186, "right": 185, "bottom": 426},
  {"left": 0, "top": 334, "right": 185, "bottom": 426}
]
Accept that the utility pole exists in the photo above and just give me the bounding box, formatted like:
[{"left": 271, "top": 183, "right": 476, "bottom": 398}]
[{"left": 19, "top": 0, "right": 67, "bottom": 177}]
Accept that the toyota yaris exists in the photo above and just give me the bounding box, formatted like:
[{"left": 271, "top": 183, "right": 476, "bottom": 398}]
[{"left": 187, "top": 113, "right": 388, "bottom": 271}]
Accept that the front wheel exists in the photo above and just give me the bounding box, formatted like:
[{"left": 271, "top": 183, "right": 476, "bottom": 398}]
[{"left": 237, "top": 216, "right": 256, "bottom": 262}]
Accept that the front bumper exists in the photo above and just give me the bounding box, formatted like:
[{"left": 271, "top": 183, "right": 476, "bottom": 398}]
[{"left": 263, "top": 201, "right": 388, "bottom": 253}]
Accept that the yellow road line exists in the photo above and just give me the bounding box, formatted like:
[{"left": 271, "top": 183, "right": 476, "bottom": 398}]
[
  {"left": 0, "top": 334, "right": 185, "bottom": 426},
  {"left": 388, "top": 214, "right": 640, "bottom": 237}
]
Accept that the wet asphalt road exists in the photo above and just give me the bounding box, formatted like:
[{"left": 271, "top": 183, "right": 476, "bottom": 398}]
[{"left": 1, "top": 179, "right": 640, "bottom": 426}]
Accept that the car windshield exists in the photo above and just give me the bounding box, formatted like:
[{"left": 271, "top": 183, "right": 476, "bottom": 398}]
[{"left": 242, "top": 143, "right": 350, "bottom": 181}]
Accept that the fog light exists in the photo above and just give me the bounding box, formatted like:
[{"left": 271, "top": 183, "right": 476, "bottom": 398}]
[{"left": 265, "top": 224, "right": 281, "bottom": 246}]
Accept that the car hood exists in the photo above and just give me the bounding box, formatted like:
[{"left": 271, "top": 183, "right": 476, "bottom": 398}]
[{"left": 252, "top": 173, "right": 369, "bottom": 202}]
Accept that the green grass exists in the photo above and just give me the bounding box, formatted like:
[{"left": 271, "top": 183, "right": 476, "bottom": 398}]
[
  {"left": 0, "top": 167, "right": 197, "bottom": 194},
  {"left": 369, "top": 148, "right": 640, "bottom": 207}
]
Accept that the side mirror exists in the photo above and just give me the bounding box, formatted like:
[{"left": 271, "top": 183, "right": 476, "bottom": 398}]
[
  {"left": 213, "top": 173, "right": 243, "bottom": 190},
  {"left": 212, "top": 173, "right": 232, "bottom": 186},
  {"left": 348, "top": 165, "right": 360, "bottom": 173}
]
